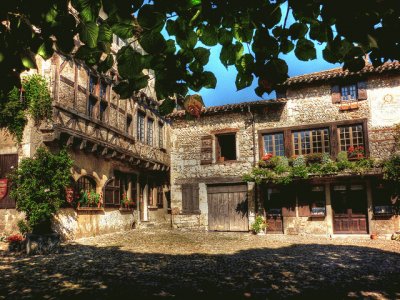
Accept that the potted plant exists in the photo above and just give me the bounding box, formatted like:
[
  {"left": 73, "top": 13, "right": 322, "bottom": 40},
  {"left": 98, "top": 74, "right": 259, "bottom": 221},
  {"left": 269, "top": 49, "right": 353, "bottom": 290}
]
[
  {"left": 121, "top": 192, "right": 131, "bottom": 208},
  {"left": 6, "top": 234, "right": 25, "bottom": 252},
  {"left": 251, "top": 215, "right": 267, "bottom": 235},
  {"left": 348, "top": 146, "right": 365, "bottom": 160}
]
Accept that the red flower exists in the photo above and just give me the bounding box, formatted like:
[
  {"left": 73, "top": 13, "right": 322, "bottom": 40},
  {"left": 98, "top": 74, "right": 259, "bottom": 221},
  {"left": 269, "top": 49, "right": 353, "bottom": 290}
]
[
  {"left": 348, "top": 146, "right": 355, "bottom": 152},
  {"left": 7, "top": 234, "right": 24, "bottom": 243},
  {"left": 262, "top": 153, "right": 273, "bottom": 161}
]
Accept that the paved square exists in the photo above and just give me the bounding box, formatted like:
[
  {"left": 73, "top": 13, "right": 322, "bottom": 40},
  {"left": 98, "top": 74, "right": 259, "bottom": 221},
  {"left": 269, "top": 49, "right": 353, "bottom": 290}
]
[{"left": 1, "top": 230, "right": 399, "bottom": 299}]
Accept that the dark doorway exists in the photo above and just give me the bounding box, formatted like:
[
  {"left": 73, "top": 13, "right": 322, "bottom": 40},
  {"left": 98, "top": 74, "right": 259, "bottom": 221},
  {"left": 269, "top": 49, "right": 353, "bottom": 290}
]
[{"left": 332, "top": 184, "right": 368, "bottom": 234}]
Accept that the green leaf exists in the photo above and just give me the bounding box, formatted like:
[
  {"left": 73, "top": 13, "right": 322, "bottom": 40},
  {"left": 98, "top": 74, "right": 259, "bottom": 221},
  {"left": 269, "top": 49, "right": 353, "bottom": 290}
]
[
  {"left": 236, "top": 72, "right": 253, "bottom": 90},
  {"left": 79, "top": 21, "right": 99, "bottom": 48},
  {"left": 199, "top": 25, "right": 218, "bottom": 46},
  {"left": 20, "top": 51, "right": 37, "bottom": 69},
  {"left": 139, "top": 32, "right": 166, "bottom": 55},
  {"left": 98, "top": 23, "right": 112, "bottom": 43},
  {"left": 289, "top": 23, "right": 309, "bottom": 40},
  {"left": 75, "top": 45, "right": 102, "bottom": 66},
  {"left": 165, "top": 39, "right": 176, "bottom": 54},
  {"left": 193, "top": 47, "right": 210, "bottom": 65},
  {"left": 37, "top": 39, "right": 54, "bottom": 60},
  {"left": 218, "top": 29, "right": 233, "bottom": 46},
  {"left": 202, "top": 71, "right": 217, "bottom": 89},
  {"left": 166, "top": 20, "right": 176, "bottom": 36},
  {"left": 309, "top": 22, "right": 328, "bottom": 43},
  {"left": 97, "top": 54, "right": 114, "bottom": 73},
  {"left": 295, "top": 38, "right": 317, "bottom": 61},
  {"left": 236, "top": 54, "right": 254, "bottom": 73},
  {"left": 116, "top": 46, "right": 145, "bottom": 78},
  {"left": 111, "top": 22, "right": 137, "bottom": 39},
  {"left": 280, "top": 38, "right": 294, "bottom": 54},
  {"left": 158, "top": 98, "right": 176, "bottom": 116},
  {"left": 177, "top": 31, "right": 198, "bottom": 49},
  {"left": 71, "top": 0, "right": 101, "bottom": 22},
  {"left": 220, "top": 42, "right": 243, "bottom": 67},
  {"left": 233, "top": 23, "right": 253, "bottom": 43},
  {"left": 137, "top": 4, "right": 165, "bottom": 31}
]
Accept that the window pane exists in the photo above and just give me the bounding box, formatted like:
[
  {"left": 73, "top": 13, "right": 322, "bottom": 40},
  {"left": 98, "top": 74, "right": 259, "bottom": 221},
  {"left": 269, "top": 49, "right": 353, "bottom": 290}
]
[
  {"left": 137, "top": 113, "right": 145, "bottom": 143},
  {"left": 263, "top": 133, "right": 284, "bottom": 156},
  {"left": 293, "top": 128, "right": 329, "bottom": 155},
  {"left": 147, "top": 119, "right": 154, "bottom": 145},
  {"left": 339, "top": 125, "right": 364, "bottom": 151}
]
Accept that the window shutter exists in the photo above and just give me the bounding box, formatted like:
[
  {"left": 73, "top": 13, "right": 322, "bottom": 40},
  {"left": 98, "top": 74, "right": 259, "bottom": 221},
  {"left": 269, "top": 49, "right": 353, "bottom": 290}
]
[
  {"left": 182, "top": 183, "right": 200, "bottom": 214},
  {"left": 331, "top": 85, "right": 341, "bottom": 103},
  {"left": 357, "top": 81, "right": 367, "bottom": 100},
  {"left": 200, "top": 135, "right": 213, "bottom": 165}
]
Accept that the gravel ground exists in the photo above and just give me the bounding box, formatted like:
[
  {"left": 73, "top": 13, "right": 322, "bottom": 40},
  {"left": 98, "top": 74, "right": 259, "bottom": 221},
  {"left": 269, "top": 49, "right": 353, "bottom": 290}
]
[{"left": 1, "top": 229, "right": 399, "bottom": 299}]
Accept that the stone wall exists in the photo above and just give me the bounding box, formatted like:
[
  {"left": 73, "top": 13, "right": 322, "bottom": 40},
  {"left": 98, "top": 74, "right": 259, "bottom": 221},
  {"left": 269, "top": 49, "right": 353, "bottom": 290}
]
[
  {"left": 53, "top": 208, "right": 136, "bottom": 240},
  {"left": 0, "top": 209, "right": 25, "bottom": 236},
  {"left": 170, "top": 71, "right": 400, "bottom": 234}
]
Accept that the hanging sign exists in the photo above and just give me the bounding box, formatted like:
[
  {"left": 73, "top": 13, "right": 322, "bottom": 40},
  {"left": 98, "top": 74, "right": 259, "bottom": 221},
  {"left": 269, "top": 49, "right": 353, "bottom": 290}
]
[{"left": 0, "top": 179, "right": 8, "bottom": 200}]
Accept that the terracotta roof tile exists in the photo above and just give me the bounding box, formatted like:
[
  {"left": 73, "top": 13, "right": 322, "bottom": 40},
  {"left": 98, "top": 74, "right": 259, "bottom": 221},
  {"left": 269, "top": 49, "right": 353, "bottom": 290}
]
[
  {"left": 281, "top": 61, "right": 400, "bottom": 86},
  {"left": 168, "top": 98, "right": 286, "bottom": 118}
]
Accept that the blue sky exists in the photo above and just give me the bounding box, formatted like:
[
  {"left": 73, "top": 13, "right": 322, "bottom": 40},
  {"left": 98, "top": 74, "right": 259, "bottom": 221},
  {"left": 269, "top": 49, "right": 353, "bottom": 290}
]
[{"left": 200, "top": 45, "right": 340, "bottom": 107}]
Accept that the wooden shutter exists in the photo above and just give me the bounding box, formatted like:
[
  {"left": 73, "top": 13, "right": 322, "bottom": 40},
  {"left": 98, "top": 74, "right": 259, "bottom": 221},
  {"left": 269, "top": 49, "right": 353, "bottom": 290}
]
[
  {"left": 357, "top": 81, "right": 367, "bottom": 100},
  {"left": 331, "top": 85, "right": 341, "bottom": 103},
  {"left": 200, "top": 135, "right": 213, "bottom": 165},
  {"left": 182, "top": 183, "right": 200, "bottom": 214}
]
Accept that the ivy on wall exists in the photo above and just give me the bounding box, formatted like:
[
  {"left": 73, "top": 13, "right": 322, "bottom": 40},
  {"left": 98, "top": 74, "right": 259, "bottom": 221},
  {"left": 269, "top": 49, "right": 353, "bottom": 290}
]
[{"left": 0, "top": 74, "right": 52, "bottom": 142}]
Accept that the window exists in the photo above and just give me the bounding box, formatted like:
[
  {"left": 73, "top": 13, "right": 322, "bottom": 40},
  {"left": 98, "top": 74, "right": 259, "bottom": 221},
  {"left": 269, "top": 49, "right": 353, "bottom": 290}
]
[
  {"left": 338, "top": 124, "right": 364, "bottom": 152},
  {"left": 137, "top": 112, "right": 145, "bottom": 143},
  {"left": 104, "top": 177, "right": 120, "bottom": 206},
  {"left": 147, "top": 118, "right": 154, "bottom": 145},
  {"left": 99, "top": 101, "right": 108, "bottom": 122},
  {"left": 372, "top": 181, "right": 397, "bottom": 216},
  {"left": 126, "top": 115, "right": 132, "bottom": 134},
  {"left": 216, "top": 133, "right": 236, "bottom": 161},
  {"left": 76, "top": 176, "right": 96, "bottom": 194},
  {"left": 100, "top": 81, "right": 107, "bottom": 100},
  {"left": 88, "top": 96, "right": 97, "bottom": 118},
  {"left": 159, "top": 123, "right": 164, "bottom": 148},
  {"left": 181, "top": 184, "right": 200, "bottom": 214},
  {"left": 298, "top": 185, "right": 326, "bottom": 217},
  {"left": 293, "top": 128, "right": 330, "bottom": 155},
  {"left": 341, "top": 84, "right": 357, "bottom": 101},
  {"left": 89, "top": 75, "right": 97, "bottom": 95},
  {"left": 263, "top": 133, "right": 284, "bottom": 156}
]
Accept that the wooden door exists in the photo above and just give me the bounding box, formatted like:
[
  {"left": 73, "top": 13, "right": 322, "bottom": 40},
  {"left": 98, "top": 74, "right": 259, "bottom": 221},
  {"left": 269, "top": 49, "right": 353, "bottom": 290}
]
[
  {"left": 207, "top": 184, "right": 248, "bottom": 231},
  {"left": 332, "top": 184, "right": 368, "bottom": 234},
  {"left": 0, "top": 154, "right": 18, "bottom": 209}
]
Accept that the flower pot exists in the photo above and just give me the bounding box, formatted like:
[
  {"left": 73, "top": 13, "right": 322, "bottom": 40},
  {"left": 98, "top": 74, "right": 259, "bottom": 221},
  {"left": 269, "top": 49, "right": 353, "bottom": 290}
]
[
  {"left": 350, "top": 102, "right": 359, "bottom": 109},
  {"left": 370, "top": 233, "right": 378, "bottom": 240}
]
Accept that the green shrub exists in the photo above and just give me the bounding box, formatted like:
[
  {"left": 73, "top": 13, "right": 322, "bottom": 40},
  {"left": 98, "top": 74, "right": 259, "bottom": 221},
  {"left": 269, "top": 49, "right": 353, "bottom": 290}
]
[
  {"left": 337, "top": 151, "right": 352, "bottom": 170},
  {"left": 383, "top": 155, "right": 400, "bottom": 182},
  {"left": 9, "top": 147, "right": 73, "bottom": 234},
  {"left": 251, "top": 215, "right": 267, "bottom": 234},
  {"left": 17, "top": 219, "right": 31, "bottom": 236},
  {"left": 306, "top": 153, "right": 323, "bottom": 164}
]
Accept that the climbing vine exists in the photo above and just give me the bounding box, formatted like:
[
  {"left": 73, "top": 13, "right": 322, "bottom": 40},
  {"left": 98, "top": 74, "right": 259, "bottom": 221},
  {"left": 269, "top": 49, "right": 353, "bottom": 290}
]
[{"left": 0, "top": 74, "right": 52, "bottom": 142}]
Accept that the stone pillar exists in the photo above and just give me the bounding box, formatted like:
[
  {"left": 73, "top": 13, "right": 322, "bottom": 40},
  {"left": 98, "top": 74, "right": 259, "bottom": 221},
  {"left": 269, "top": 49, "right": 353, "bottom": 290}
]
[
  {"left": 142, "top": 179, "right": 149, "bottom": 221},
  {"left": 247, "top": 182, "right": 256, "bottom": 227},
  {"left": 366, "top": 179, "right": 374, "bottom": 235},
  {"left": 325, "top": 182, "right": 333, "bottom": 236}
]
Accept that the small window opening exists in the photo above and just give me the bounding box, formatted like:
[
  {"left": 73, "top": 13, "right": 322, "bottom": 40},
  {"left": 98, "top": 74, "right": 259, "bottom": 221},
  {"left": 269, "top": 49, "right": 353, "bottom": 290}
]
[{"left": 217, "top": 133, "right": 236, "bottom": 161}]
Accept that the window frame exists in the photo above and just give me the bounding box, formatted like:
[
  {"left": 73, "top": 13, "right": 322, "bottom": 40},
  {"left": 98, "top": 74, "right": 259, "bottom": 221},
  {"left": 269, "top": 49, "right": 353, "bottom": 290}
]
[
  {"left": 337, "top": 124, "right": 365, "bottom": 153},
  {"left": 257, "top": 119, "right": 369, "bottom": 159},
  {"left": 137, "top": 111, "right": 146, "bottom": 143},
  {"left": 262, "top": 132, "right": 285, "bottom": 156},
  {"left": 76, "top": 176, "right": 96, "bottom": 195},
  {"left": 147, "top": 118, "right": 154, "bottom": 146},
  {"left": 215, "top": 132, "right": 237, "bottom": 162},
  {"left": 292, "top": 128, "right": 330, "bottom": 156}
]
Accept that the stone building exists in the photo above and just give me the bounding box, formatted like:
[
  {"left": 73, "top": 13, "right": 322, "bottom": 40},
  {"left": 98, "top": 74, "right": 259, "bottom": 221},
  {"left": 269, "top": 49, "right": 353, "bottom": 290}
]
[
  {"left": 0, "top": 37, "right": 171, "bottom": 239},
  {"left": 169, "top": 62, "right": 400, "bottom": 237}
]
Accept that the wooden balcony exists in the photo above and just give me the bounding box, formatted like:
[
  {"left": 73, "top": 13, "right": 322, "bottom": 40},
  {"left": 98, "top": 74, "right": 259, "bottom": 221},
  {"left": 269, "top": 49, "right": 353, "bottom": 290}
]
[{"left": 40, "top": 104, "right": 170, "bottom": 170}]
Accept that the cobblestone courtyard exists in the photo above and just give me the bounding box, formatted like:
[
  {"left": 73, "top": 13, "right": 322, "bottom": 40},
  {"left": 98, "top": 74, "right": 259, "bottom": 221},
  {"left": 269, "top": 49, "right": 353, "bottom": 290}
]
[{"left": 1, "top": 229, "right": 400, "bottom": 299}]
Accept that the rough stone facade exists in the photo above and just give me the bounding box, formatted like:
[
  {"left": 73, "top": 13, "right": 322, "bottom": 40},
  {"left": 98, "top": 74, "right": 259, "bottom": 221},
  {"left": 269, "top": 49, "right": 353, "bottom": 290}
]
[{"left": 170, "top": 68, "right": 400, "bottom": 236}]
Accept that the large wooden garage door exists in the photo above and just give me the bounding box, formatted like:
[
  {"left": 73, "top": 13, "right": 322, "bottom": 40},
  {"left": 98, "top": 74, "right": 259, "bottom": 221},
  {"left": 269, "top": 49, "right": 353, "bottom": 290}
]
[{"left": 207, "top": 184, "right": 248, "bottom": 231}]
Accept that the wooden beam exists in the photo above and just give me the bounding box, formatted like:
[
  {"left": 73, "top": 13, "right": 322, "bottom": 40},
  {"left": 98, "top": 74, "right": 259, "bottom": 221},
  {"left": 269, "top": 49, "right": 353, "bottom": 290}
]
[
  {"left": 79, "top": 140, "right": 87, "bottom": 150},
  {"left": 91, "top": 144, "right": 98, "bottom": 153},
  {"left": 110, "top": 151, "right": 117, "bottom": 158},
  {"left": 120, "top": 154, "right": 126, "bottom": 160},
  {"left": 101, "top": 148, "right": 108, "bottom": 156},
  {"left": 66, "top": 136, "right": 74, "bottom": 147}
]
